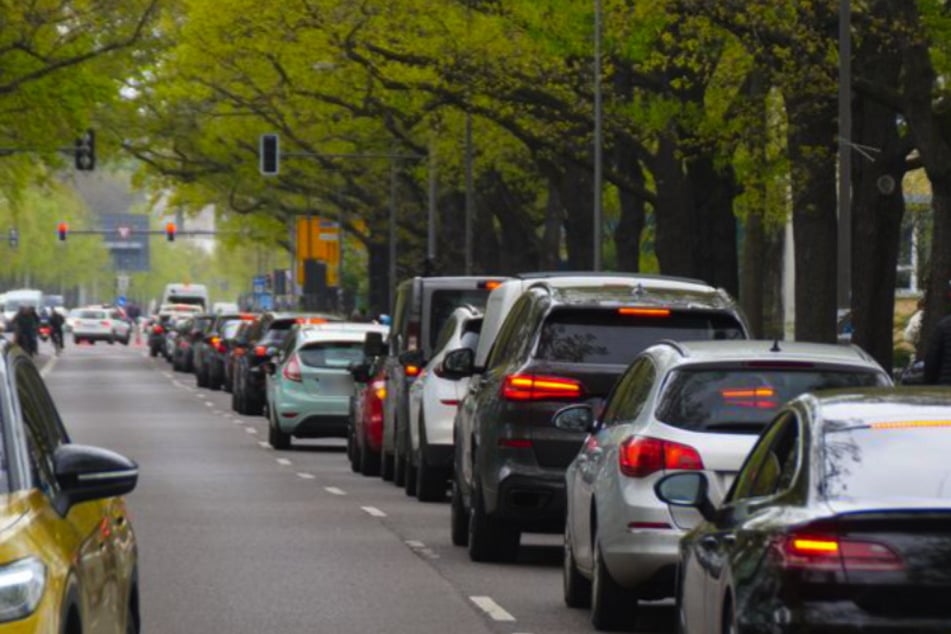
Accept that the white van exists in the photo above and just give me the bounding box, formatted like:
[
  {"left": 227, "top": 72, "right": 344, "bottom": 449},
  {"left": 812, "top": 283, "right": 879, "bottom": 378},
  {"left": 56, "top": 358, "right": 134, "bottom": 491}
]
[
  {"left": 3, "top": 289, "right": 44, "bottom": 327},
  {"left": 161, "top": 283, "right": 209, "bottom": 312}
]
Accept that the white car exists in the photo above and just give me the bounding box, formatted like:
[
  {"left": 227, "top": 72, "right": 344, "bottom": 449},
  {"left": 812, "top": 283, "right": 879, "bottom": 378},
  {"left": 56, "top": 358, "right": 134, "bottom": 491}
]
[
  {"left": 559, "top": 340, "right": 892, "bottom": 630},
  {"left": 71, "top": 308, "right": 121, "bottom": 344},
  {"left": 406, "top": 306, "right": 483, "bottom": 501},
  {"left": 107, "top": 308, "right": 132, "bottom": 345}
]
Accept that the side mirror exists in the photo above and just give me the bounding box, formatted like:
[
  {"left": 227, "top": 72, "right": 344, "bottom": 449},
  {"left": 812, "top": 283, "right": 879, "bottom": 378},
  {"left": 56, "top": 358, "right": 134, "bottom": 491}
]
[
  {"left": 54, "top": 444, "right": 138, "bottom": 514},
  {"left": 349, "top": 362, "right": 372, "bottom": 384},
  {"left": 263, "top": 360, "right": 277, "bottom": 375},
  {"left": 654, "top": 472, "right": 717, "bottom": 522},
  {"left": 363, "top": 332, "right": 387, "bottom": 358},
  {"left": 441, "top": 347, "right": 475, "bottom": 380},
  {"left": 552, "top": 404, "right": 595, "bottom": 433}
]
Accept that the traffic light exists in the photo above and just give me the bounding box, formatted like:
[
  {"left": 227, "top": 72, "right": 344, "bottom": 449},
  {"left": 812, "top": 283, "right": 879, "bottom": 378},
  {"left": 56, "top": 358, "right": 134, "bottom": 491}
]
[
  {"left": 75, "top": 129, "right": 95, "bottom": 171},
  {"left": 57, "top": 222, "right": 68, "bottom": 242},
  {"left": 259, "top": 133, "right": 279, "bottom": 176},
  {"left": 165, "top": 222, "right": 176, "bottom": 242},
  {"left": 8, "top": 228, "right": 17, "bottom": 249}
]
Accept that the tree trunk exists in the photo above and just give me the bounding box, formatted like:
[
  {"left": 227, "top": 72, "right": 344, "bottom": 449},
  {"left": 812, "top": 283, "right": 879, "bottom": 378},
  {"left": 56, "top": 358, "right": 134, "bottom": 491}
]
[
  {"left": 614, "top": 144, "right": 645, "bottom": 272},
  {"left": 367, "top": 234, "right": 389, "bottom": 315},
  {"left": 558, "top": 162, "right": 594, "bottom": 269},
  {"left": 740, "top": 212, "right": 766, "bottom": 337},
  {"left": 540, "top": 176, "right": 563, "bottom": 270},
  {"left": 653, "top": 135, "right": 694, "bottom": 277},
  {"left": 480, "top": 169, "right": 540, "bottom": 274},
  {"left": 686, "top": 156, "right": 739, "bottom": 295},
  {"left": 850, "top": 17, "right": 906, "bottom": 375},
  {"left": 786, "top": 95, "right": 839, "bottom": 343}
]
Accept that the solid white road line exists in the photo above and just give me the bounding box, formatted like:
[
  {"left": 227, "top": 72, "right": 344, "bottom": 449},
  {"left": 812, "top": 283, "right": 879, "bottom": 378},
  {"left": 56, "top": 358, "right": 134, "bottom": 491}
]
[
  {"left": 245, "top": 427, "right": 258, "bottom": 435},
  {"left": 296, "top": 472, "right": 316, "bottom": 480},
  {"left": 361, "top": 506, "right": 387, "bottom": 518},
  {"left": 276, "top": 458, "right": 292, "bottom": 466},
  {"left": 469, "top": 596, "right": 516, "bottom": 622},
  {"left": 324, "top": 487, "right": 346, "bottom": 496}
]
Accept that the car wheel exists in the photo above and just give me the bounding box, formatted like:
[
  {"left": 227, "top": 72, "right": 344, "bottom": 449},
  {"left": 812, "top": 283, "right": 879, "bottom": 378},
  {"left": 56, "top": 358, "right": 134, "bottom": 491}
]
[
  {"left": 149, "top": 346, "right": 158, "bottom": 358},
  {"left": 360, "top": 440, "right": 381, "bottom": 477},
  {"left": 348, "top": 430, "right": 361, "bottom": 473},
  {"left": 122, "top": 336, "right": 130, "bottom": 346},
  {"left": 381, "top": 452, "right": 395, "bottom": 482},
  {"left": 722, "top": 597, "right": 737, "bottom": 634},
  {"left": 268, "top": 408, "right": 291, "bottom": 450},
  {"left": 468, "top": 481, "right": 519, "bottom": 563},
  {"left": 108, "top": 333, "right": 115, "bottom": 345},
  {"left": 563, "top": 523, "right": 592, "bottom": 608},
  {"left": 416, "top": 417, "right": 446, "bottom": 502},
  {"left": 394, "top": 445, "right": 407, "bottom": 487},
  {"left": 590, "top": 538, "right": 637, "bottom": 631},
  {"left": 450, "top": 478, "right": 469, "bottom": 547},
  {"left": 73, "top": 337, "right": 80, "bottom": 345},
  {"left": 196, "top": 367, "right": 207, "bottom": 388},
  {"left": 231, "top": 381, "right": 240, "bottom": 412},
  {"left": 403, "top": 450, "right": 418, "bottom": 497}
]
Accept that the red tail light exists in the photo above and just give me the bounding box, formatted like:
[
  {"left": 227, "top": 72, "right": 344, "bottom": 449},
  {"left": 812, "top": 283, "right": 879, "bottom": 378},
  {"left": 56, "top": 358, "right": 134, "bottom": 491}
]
[
  {"left": 100, "top": 320, "right": 111, "bottom": 326},
  {"left": 371, "top": 380, "right": 386, "bottom": 402},
  {"left": 405, "top": 364, "right": 421, "bottom": 377},
  {"left": 619, "top": 436, "right": 703, "bottom": 478},
  {"left": 282, "top": 354, "right": 302, "bottom": 382},
  {"left": 153, "top": 325, "right": 164, "bottom": 335},
  {"left": 617, "top": 307, "right": 671, "bottom": 317},
  {"left": 254, "top": 345, "right": 268, "bottom": 357},
  {"left": 215, "top": 342, "right": 227, "bottom": 354},
  {"left": 777, "top": 533, "right": 904, "bottom": 572},
  {"left": 501, "top": 374, "right": 583, "bottom": 401}
]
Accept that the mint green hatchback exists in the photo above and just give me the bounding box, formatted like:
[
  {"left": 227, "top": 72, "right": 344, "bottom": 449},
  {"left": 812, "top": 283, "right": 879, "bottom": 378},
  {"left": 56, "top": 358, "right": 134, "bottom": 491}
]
[{"left": 265, "top": 323, "right": 389, "bottom": 450}]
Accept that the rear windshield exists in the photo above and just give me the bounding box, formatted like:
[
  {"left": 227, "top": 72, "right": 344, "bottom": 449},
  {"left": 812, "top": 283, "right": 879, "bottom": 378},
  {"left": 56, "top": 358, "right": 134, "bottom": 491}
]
[
  {"left": 298, "top": 342, "right": 364, "bottom": 368},
  {"left": 429, "top": 290, "right": 490, "bottom": 348},
  {"left": 822, "top": 424, "right": 951, "bottom": 502},
  {"left": 535, "top": 309, "right": 745, "bottom": 365},
  {"left": 78, "top": 310, "right": 106, "bottom": 319},
  {"left": 656, "top": 369, "right": 887, "bottom": 433},
  {"left": 221, "top": 320, "right": 244, "bottom": 339},
  {"left": 167, "top": 296, "right": 204, "bottom": 307}
]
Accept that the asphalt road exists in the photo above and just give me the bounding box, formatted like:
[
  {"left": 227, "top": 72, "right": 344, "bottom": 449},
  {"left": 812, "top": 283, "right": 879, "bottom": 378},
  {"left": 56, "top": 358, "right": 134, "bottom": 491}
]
[{"left": 42, "top": 341, "right": 674, "bottom": 634}]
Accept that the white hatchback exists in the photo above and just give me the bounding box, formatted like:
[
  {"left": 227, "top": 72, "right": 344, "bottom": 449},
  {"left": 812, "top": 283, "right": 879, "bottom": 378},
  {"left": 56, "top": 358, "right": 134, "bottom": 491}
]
[
  {"left": 407, "top": 306, "right": 483, "bottom": 501},
  {"left": 559, "top": 340, "right": 892, "bottom": 630},
  {"left": 71, "top": 308, "right": 119, "bottom": 344}
]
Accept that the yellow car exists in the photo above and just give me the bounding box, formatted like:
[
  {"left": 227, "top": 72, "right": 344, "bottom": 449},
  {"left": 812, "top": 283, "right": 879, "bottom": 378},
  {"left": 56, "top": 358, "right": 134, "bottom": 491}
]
[{"left": 0, "top": 343, "right": 139, "bottom": 633}]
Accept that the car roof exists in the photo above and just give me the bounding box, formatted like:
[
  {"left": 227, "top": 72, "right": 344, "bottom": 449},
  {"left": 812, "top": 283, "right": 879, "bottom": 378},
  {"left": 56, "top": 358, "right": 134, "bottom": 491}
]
[
  {"left": 299, "top": 324, "right": 388, "bottom": 343},
  {"left": 660, "top": 340, "right": 881, "bottom": 368},
  {"left": 805, "top": 388, "right": 951, "bottom": 425},
  {"left": 543, "top": 281, "right": 734, "bottom": 310}
]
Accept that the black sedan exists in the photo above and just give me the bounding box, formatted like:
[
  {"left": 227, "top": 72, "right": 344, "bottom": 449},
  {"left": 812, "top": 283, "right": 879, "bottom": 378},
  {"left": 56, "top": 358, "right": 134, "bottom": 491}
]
[{"left": 656, "top": 389, "right": 951, "bottom": 634}]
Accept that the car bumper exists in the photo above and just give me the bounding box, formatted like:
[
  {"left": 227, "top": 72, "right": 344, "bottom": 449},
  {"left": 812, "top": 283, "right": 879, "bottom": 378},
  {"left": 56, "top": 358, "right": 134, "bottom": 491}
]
[
  {"left": 739, "top": 603, "right": 951, "bottom": 634},
  {"left": 422, "top": 443, "right": 453, "bottom": 468},
  {"left": 275, "top": 393, "right": 350, "bottom": 437},
  {"left": 72, "top": 330, "right": 113, "bottom": 340},
  {"left": 486, "top": 469, "right": 566, "bottom": 532}
]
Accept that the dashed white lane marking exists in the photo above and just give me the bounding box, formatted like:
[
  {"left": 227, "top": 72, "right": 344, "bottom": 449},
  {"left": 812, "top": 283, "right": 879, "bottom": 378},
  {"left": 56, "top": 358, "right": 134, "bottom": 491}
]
[
  {"left": 276, "top": 458, "right": 292, "bottom": 466},
  {"left": 324, "top": 487, "right": 346, "bottom": 496},
  {"left": 162, "top": 372, "right": 173, "bottom": 379},
  {"left": 172, "top": 381, "right": 183, "bottom": 388},
  {"left": 296, "top": 472, "right": 316, "bottom": 480},
  {"left": 405, "top": 540, "right": 440, "bottom": 559},
  {"left": 245, "top": 427, "right": 258, "bottom": 435},
  {"left": 469, "top": 596, "right": 516, "bottom": 622},
  {"left": 204, "top": 402, "right": 214, "bottom": 407},
  {"left": 40, "top": 356, "right": 58, "bottom": 378},
  {"left": 196, "top": 393, "right": 206, "bottom": 399},
  {"left": 258, "top": 441, "right": 271, "bottom": 449},
  {"left": 405, "top": 540, "right": 425, "bottom": 548},
  {"left": 361, "top": 506, "right": 387, "bottom": 518}
]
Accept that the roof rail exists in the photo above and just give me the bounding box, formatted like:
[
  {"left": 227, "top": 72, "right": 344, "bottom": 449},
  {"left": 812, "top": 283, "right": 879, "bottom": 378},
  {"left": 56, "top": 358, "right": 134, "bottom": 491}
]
[
  {"left": 655, "top": 339, "right": 689, "bottom": 357},
  {"left": 514, "top": 271, "right": 710, "bottom": 286}
]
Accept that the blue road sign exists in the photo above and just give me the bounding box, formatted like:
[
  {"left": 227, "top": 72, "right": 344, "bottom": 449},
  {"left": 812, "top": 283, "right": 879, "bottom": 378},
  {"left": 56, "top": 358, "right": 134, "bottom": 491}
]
[{"left": 116, "top": 295, "right": 127, "bottom": 307}]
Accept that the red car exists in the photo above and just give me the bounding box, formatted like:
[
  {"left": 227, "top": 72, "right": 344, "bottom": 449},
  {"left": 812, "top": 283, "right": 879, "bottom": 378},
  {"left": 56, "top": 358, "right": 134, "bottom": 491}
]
[{"left": 348, "top": 362, "right": 387, "bottom": 476}]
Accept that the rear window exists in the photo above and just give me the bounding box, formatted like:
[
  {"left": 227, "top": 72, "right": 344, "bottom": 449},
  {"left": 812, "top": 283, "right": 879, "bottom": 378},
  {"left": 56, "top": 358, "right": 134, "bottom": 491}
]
[
  {"left": 168, "top": 296, "right": 204, "bottom": 307},
  {"left": 298, "top": 342, "right": 364, "bottom": 368},
  {"left": 78, "top": 310, "right": 106, "bottom": 319},
  {"left": 221, "top": 320, "right": 243, "bottom": 339},
  {"left": 535, "top": 309, "right": 746, "bottom": 365},
  {"left": 656, "top": 369, "right": 887, "bottom": 433},
  {"left": 429, "top": 290, "right": 490, "bottom": 348},
  {"left": 821, "top": 423, "right": 951, "bottom": 501}
]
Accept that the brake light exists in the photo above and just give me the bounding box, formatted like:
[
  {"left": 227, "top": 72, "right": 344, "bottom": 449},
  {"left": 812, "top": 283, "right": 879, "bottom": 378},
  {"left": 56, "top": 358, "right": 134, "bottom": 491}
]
[
  {"left": 211, "top": 336, "right": 221, "bottom": 347},
  {"left": 282, "top": 354, "right": 302, "bottom": 382},
  {"left": 405, "top": 365, "right": 420, "bottom": 377},
  {"left": 100, "top": 320, "right": 111, "bottom": 326},
  {"left": 371, "top": 380, "right": 386, "bottom": 401},
  {"left": 254, "top": 346, "right": 268, "bottom": 357},
  {"left": 619, "top": 436, "right": 703, "bottom": 478},
  {"left": 153, "top": 326, "right": 164, "bottom": 335},
  {"left": 777, "top": 533, "right": 903, "bottom": 572},
  {"left": 617, "top": 308, "right": 671, "bottom": 317},
  {"left": 215, "top": 341, "right": 227, "bottom": 354},
  {"left": 499, "top": 438, "right": 532, "bottom": 449},
  {"left": 502, "top": 374, "right": 583, "bottom": 401},
  {"left": 721, "top": 387, "right": 778, "bottom": 409},
  {"left": 479, "top": 280, "right": 504, "bottom": 290}
]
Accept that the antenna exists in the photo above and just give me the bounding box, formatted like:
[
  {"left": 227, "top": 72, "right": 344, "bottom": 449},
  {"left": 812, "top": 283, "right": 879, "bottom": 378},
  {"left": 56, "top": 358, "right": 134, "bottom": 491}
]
[{"left": 770, "top": 340, "right": 782, "bottom": 352}]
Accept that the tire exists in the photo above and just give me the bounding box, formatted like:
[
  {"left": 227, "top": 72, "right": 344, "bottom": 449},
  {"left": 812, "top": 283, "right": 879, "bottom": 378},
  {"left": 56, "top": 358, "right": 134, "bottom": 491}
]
[
  {"left": 563, "top": 523, "right": 592, "bottom": 608},
  {"left": 196, "top": 367, "right": 208, "bottom": 388},
  {"left": 122, "top": 336, "right": 130, "bottom": 346},
  {"left": 722, "top": 597, "right": 737, "bottom": 634},
  {"left": 231, "top": 382, "right": 240, "bottom": 412},
  {"left": 403, "top": 449, "right": 417, "bottom": 497},
  {"left": 450, "top": 478, "right": 469, "bottom": 546},
  {"left": 149, "top": 346, "right": 158, "bottom": 358},
  {"left": 590, "top": 538, "right": 637, "bottom": 631},
  {"left": 268, "top": 408, "right": 291, "bottom": 450},
  {"left": 468, "top": 482, "right": 520, "bottom": 563},
  {"left": 360, "top": 440, "right": 381, "bottom": 477},
  {"left": 74, "top": 337, "right": 80, "bottom": 345},
  {"left": 394, "top": 445, "right": 406, "bottom": 487},
  {"left": 348, "top": 431, "right": 362, "bottom": 473},
  {"left": 416, "top": 418, "right": 447, "bottom": 502},
  {"left": 381, "top": 452, "right": 395, "bottom": 482}
]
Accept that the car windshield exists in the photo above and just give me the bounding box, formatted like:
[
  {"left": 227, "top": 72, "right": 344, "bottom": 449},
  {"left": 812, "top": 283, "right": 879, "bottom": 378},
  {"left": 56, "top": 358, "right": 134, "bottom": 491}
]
[
  {"left": 221, "top": 320, "right": 244, "bottom": 339},
  {"left": 429, "top": 289, "right": 490, "bottom": 349},
  {"left": 298, "top": 342, "right": 364, "bottom": 368},
  {"left": 78, "top": 310, "right": 106, "bottom": 319},
  {"left": 535, "top": 309, "right": 746, "bottom": 365},
  {"left": 821, "top": 423, "right": 951, "bottom": 502},
  {"left": 655, "top": 368, "right": 887, "bottom": 433}
]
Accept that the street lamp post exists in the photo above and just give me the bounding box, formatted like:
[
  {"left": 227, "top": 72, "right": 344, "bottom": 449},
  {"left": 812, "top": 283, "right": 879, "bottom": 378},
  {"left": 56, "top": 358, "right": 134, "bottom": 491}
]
[
  {"left": 837, "top": 0, "right": 852, "bottom": 310},
  {"left": 593, "top": 0, "right": 604, "bottom": 272}
]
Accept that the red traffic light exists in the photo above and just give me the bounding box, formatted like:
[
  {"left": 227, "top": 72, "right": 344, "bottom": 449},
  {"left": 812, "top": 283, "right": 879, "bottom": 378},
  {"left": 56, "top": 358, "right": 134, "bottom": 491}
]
[
  {"left": 165, "top": 222, "right": 176, "bottom": 242},
  {"left": 57, "top": 222, "right": 68, "bottom": 241}
]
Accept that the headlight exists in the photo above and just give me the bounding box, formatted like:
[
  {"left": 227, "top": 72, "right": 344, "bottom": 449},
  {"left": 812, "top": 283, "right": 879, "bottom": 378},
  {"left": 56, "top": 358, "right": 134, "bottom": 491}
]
[{"left": 0, "top": 558, "right": 46, "bottom": 622}]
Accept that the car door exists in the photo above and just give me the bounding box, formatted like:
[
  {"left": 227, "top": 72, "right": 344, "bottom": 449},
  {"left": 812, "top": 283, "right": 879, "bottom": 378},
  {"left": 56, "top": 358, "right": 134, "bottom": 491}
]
[
  {"left": 691, "top": 413, "right": 802, "bottom": 633},
  {"left": 14, "top": 360, "right": 116, "bottom": 633}
]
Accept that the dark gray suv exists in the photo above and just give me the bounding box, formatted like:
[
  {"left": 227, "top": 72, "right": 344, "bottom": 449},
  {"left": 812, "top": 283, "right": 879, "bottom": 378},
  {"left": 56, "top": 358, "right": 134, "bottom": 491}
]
[{"left": 448, "top": 277, "right": 750, "bottom": 562}]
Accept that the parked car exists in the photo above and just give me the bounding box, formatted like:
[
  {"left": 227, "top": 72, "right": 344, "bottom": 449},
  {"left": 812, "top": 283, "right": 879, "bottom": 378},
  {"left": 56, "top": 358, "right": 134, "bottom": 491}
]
[
  {"left": 172, "top": 315, "right": 214, "bottom": 373},
  {"left": 657, "top": 388, "right": 951, "bottom": 634},
  {"left": 107, "top": 307, "right": 133, "bottom": 345},
  {"left": 223, "top": 319, "right": 255, "bottom": 393},
  {"left": 0, "top": 339, "right": 139, "bottom": 632},
  {"left": 381, "top": 276, "right": 507, "bottom": 485},
  {"left": 232, "top": 313, "right": 341, "bottom": 415},
  {"left": 348, "top": 349, "right": 388, "bottom": 476},
  {"left": 264, "top": 323, "right": 389, "bottom": 449},
  {"left": 406, "top": 305, "right": 483, "bottom": 501},
  {"left": 449, "top": 276, "right": 751, "bottom": 563},
  {"left": 559, "top": 340, "right": 891, "bottom": 630}
]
